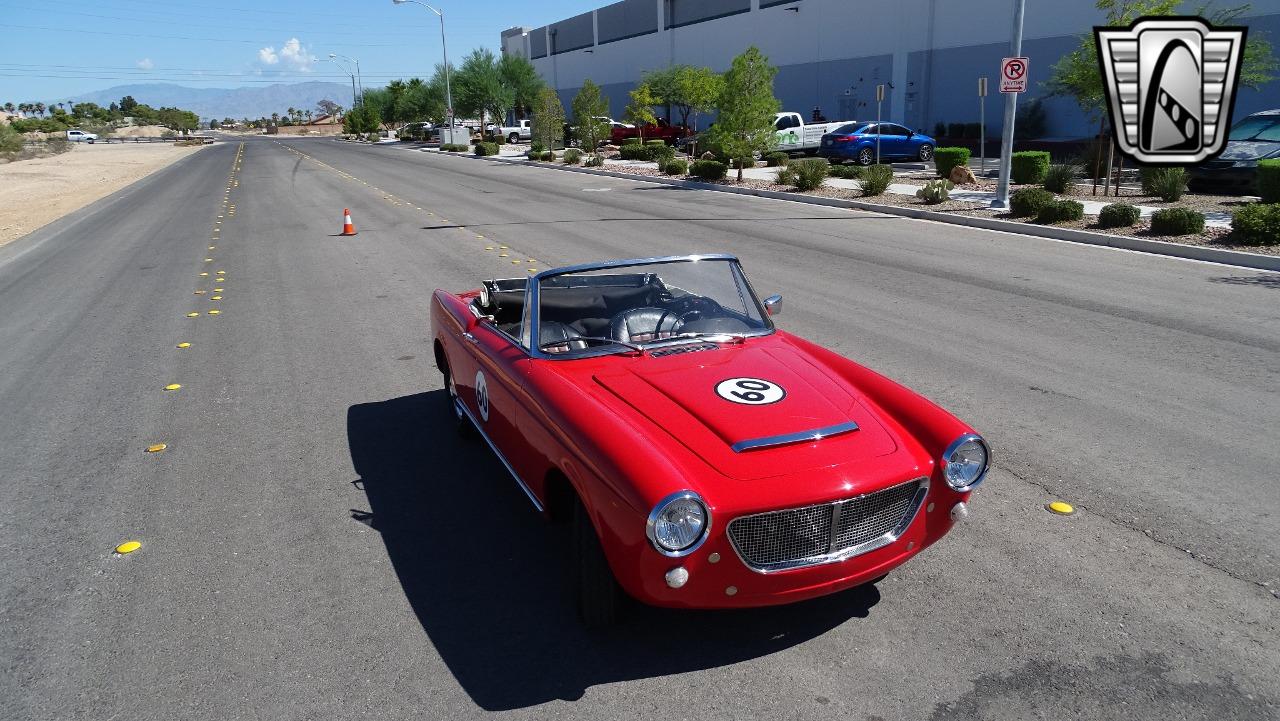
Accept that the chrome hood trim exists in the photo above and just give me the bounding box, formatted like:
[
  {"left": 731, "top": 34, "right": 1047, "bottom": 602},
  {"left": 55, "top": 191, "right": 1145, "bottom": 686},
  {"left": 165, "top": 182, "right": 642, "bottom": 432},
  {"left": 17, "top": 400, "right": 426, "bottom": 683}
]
[{"left": 730, "top": 421, "right": 859, "bottom": 453}]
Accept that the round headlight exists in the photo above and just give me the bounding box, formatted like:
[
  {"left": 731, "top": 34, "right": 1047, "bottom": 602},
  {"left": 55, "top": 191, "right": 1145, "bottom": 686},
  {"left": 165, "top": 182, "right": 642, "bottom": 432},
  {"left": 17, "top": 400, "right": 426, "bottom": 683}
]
[
  {"left": 646, "top": 491, "right": 710, "bottom": 557},
  {"left": 942, "top": 434, "right": 989, "bottom": 491}
]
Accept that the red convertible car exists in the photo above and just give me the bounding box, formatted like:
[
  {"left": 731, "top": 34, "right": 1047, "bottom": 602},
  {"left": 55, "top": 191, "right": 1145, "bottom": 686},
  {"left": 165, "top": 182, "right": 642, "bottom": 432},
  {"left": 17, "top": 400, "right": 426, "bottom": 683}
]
[{"left": 431, "top": 254, "right": 988, "bottom": 626}]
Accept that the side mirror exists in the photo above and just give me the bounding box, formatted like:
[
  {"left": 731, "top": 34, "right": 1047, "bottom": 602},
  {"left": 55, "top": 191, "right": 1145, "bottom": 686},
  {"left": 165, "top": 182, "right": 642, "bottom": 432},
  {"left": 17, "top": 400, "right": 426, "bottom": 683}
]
[{"left": 763, "top": 294, "right": 782, "bottom": 316}]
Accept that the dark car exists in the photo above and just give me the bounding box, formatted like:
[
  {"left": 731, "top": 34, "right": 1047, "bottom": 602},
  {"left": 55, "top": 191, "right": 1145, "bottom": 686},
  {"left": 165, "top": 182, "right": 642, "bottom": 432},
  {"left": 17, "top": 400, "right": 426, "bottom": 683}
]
[
  {"left": 818, "top": 122, "right": 936, "bottom": 165},
  {"left": 1189, "top": 109, "right": 1280, "bottom": 193}
]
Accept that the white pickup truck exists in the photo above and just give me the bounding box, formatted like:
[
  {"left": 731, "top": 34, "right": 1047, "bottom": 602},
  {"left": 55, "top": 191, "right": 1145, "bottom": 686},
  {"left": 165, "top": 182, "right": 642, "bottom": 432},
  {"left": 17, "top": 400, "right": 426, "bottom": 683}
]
[
  {"left": 773, "top": 112, "right": 848, "bottom": 153},
  {"left": 494, "top": 119, "right": 532, "bottom": 144},
  {"left": 66, "top": 129, "right": 98, "bottom": 143}
]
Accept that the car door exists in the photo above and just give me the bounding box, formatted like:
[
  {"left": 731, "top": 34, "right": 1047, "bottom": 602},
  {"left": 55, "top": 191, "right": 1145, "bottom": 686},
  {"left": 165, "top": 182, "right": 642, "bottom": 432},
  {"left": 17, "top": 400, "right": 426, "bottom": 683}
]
[
  {"left": 880, "top": 124, "right": 911, "bottom": 157},
  {"left": 455, "top": 310, "right": 532, "bottom": 454}
]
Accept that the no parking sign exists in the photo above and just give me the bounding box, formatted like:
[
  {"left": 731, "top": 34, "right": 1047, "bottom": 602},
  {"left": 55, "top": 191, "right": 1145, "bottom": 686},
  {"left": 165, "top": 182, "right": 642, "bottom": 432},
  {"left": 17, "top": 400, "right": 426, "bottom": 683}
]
[{"left": 1000, "top": 57, "right": 1029, "bottom": 93}]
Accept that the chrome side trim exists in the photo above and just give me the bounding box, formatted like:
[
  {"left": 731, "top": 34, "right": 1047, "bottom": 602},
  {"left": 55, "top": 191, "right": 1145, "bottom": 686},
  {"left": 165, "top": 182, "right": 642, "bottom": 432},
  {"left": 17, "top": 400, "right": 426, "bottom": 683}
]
[
  {"left": 455, "top": 398, "right": 545, "bottom": 512},
  {"left": 728, "top": 478, "right": 929, "bottom": 574},
  {"left": 645, "top": 490, "right": 713, "bottom": 558},
  {"left": 730, "top": 421, "right": 859, "bottom": 453}
]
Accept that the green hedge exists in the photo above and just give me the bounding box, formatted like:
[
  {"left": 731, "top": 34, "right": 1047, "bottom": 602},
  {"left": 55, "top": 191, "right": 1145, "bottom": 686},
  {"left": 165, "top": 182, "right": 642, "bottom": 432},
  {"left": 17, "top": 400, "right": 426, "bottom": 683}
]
[
  {"left": 621, "top": 137, "right": 641, "bottom": 146},
  {"left": 645, "top": 139, "right": 666, "bottom": 146},
  {"left": 473, "top": 142, "right": 499, "bottom": 157},
  {"left": 933, "top": 147, "right": 971, "bottom": 178},
  {"left": 1011, "top": 151, "right": 1050, "bottom": 184},
  {"left": 1009, "top": 187, "right": 1054, "bottom": 217},
  {"left": 1150, "top": 207, "right": 1205, "bottom": 236},
  {"left": 1036, "top": 199, "right": 1084, "bottom": 224},
  {"left": 663, "top": 158, "right": 688, "bottom": 175},
  {"left": 1098, "top": 203, "right": 1141, "bottom": 228},
  {"left": 860, "top": 164, "right": 894, "bottom": 196},
  {"left": 690, "top": 159, "right": 728, "bottom": 180},
  {"left": 1230, "top": 203, "right": 1280, "bottom": 245},
  {"left": 1257, "top": 159, "right": 1280, "bottom": 203},
  {"left": 828, "top": 164, "right": 864, "bottom": 180}
]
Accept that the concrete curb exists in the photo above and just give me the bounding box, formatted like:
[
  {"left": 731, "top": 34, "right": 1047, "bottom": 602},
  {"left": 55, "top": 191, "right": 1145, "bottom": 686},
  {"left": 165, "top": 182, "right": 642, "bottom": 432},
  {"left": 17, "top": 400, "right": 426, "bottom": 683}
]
[{"left": 465, "top": 153, "right": 1280, "bottom": 273}]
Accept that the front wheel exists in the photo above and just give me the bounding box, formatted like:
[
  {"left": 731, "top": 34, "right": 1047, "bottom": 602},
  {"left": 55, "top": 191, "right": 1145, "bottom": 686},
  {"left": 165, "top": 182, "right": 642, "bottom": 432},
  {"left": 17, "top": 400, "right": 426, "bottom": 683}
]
[
  {"left": 573, "top": 497, "right": 624, "bottom": 628},
  {"left": 857, "top": 147, "right": 875, "bottom": 166},
  {"left": 918, "top": 144, "right": 934, "bottom": 161},
  {"left": 508, "top": 132, "right": 519, "bottom": 144},
  {"left": 442, "top": 359, "right": 476, "bottom": 438}
]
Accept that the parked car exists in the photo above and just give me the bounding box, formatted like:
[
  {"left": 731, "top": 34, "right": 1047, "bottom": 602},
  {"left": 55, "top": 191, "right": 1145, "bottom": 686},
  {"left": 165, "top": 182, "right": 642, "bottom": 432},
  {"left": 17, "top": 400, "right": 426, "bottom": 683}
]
[
  {"left": 1189, "top": 108, "right": 1280, "bottom": 193},
  {"left": 398, "top": 122, "right": 434, "bottom": 141},
  {"left": 773, "top": 111, "right": 851, "bottom": 154},
  {"left": 66, "top": 129, "right": 98, "bottom": 143},
  {"left": 818, "top": 122, "right": 936, "bottom": 165},
  {"left": 431, "top": 253, "right": 988, "bottom": 626},
  {"left": 609, "top": 118, "right": 690, "bottom": 145},
  {"left": 494, "top": 119, "right": 532, "bottom": 144}
]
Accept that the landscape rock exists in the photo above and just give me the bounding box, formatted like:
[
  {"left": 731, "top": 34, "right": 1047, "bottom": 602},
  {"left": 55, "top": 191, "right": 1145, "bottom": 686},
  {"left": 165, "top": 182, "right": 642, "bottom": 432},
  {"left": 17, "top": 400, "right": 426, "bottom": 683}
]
[{"left": 949, "top": 165, "right": 978, "bottom": 184}]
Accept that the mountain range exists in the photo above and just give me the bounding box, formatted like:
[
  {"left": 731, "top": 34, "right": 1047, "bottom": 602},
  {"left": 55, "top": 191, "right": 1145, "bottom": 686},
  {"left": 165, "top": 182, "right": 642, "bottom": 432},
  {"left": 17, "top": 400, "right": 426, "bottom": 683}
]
[{"left": 65, "top": 82, "right": 356, "bottom": 121}]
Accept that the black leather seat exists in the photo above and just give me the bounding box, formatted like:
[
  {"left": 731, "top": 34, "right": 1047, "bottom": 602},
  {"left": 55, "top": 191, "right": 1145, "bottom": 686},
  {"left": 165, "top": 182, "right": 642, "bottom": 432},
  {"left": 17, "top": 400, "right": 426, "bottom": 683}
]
[
  {"left": 610, "top": 307, "right": 683, "bottom": 343},
  {"left": 539, "top": 321, "right": 588, "bottom": 354}
]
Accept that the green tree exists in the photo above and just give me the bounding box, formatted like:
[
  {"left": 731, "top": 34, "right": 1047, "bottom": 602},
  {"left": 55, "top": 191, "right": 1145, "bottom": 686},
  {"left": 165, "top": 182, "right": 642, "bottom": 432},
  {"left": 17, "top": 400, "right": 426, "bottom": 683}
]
[
  {"left": 623, "top": 82, "right": 658, "bottom": 141},
  {"left": 34, "top": 102, "right": 45, "bottom": 117},
  {"left": 455, "top": 48, "right": 513, "bottom": 128},
  {"left": 3, "top": 102, "right": 14, "bottom": 114},
  {"left": 531, "top": 85, "right": 565, "bottom": 150},
  {"left": 498, "top": 53, "right": 544, "bottom": 118},
  {"left": 119, "top": 96, "right": 138, "bottom": 114},
  {"left": 642, "top": 65, "right": 681, "bottom": 122},
  {"left": 396, "top": 76, "right": 446, "bottom": 125},
  {"left": 316, "top": 99, "right": 341, "bottom": 118},
  {"left": 708, "top": 46, "right": 781, "bottom": 180},
  {"left": 571, "top": 79, "right": 610, "bottom": 156}
]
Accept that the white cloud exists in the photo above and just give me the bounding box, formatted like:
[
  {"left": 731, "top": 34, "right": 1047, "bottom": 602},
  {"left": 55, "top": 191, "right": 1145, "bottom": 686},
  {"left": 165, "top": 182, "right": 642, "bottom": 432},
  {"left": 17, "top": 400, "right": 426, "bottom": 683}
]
[
  {"left": 257, "top": 38, "right": 314, "bottom": 72},
  {"left": 136, "top": 58, "right": 154, "bottom": 70}
]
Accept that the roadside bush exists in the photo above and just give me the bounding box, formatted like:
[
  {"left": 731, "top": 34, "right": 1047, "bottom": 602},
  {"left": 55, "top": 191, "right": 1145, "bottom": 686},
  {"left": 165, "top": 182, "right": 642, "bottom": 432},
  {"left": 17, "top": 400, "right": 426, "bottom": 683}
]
[
  {"left": 1043, "top": 163, "right": 1079, "bottom": 194},
  {"left": 441, "top": 143, "right": 469, "bottom": 152},
  {"left": 473, "top": 142, "right": 499, "bottom": 157},
  {"left": 563, "top": 148, "right": 582, "bottom": 164},
  {"left": 645, "top": 139, "right": 666, "bottom": 146},
  {"left": 530, "top": 141, "right": 545, "bottom": 153},
  {"left": 788, "top": 158, "right": 829, "bottom": 191},
  {"left": 933, "top": 147, "right": 971, "bottom": 179},
  {"left": 525, "top": 149, "right": 540, "bottom": 160},
  {"left": 690, "top": 159, "right": 728, "bottom": 180},
  {"left": 366, "top": 132, "right": 381, "bottom": 142},
  {"left": 619, "top": 143, "right": 648, "bottom": 160},
  {"left": 0, "top": 123, "right": 23, "bottom": 154},
  {"left": 1259, "top": 159, "right": 1280, "bottom": 203},
  {"left": 860, "top": 164, "right": 894, "bottom": 196},
  {"left": 1098, "top": 203, "right": 1142, "bottom": 228},
  {"left": 1149, "top": 207, "right": 1205, "bottom": 235},
  {"left": 584, "top": 154, "right": 604, "bottom": 167},
  {"left": 764, "top": 151, "right": 789, "bottom": 167},
  {"left": 540, "top": 150, "right": 556, "bottom": 161},
  {"left": 621, "top": 137, "right": 641, "bottom": 145},
  {"left": 664, "top": 158, "right": 688, "bottom": 175},
  {"left": 650, "top": 144, "right": 676, "bottom": 166},
  {"left": 828, "top": 164, "right": 864, "bottom": 180},
  {"left": 1011, "top": 151, "right": 1050, "bottom": 184},
  {"left": 1036, "top": 199, "right": 1085, "bottom": 224},
  {"left": 915, "top": 179, "right": 955, "bottom": 204},
  {"left": 1009, "top": 187, "right": 1054, "bottom": 217},
  {"left": 1230, "top": 202, "right": 1280, "bottom": 245},
  {"left": 947, "top": 123, "right": 965, "bottom": 139},
  {"left": 1140, "top": 166, "right": 1188, "bottom": 202}
]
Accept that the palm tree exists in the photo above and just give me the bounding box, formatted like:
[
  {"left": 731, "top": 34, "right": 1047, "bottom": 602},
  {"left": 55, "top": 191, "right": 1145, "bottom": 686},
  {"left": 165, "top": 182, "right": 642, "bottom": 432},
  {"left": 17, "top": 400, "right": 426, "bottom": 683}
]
[
  {"left": 304, "top": 110, "right": 313, "bottom": 124},
  {"left": 18, "top": 102, "right": 29, "bottom": 116},
  {"left": 271, "top": 112, "right": 280, "bottom": 126},
  {"left": 3, "top": 102, "right": 14, "bottom": 113},
  {"left": 34, "top": 102, "right": 45, "bottom": 116}
]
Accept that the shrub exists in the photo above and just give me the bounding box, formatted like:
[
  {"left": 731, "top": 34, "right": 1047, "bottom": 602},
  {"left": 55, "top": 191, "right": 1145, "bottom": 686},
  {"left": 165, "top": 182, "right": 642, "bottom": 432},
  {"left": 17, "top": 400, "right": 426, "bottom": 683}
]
[
  {"left": 774, "top": 166, "right": 795, "bottom": 185},
  {"left": 690, "top": 159, "right": 728, "bottom": 180},
  {"left": 621, "top": 137, "right": 641, "bottom": 145},
  {"left": 860, "top": 164, "right": 894, "bottom": 196},
  {"left": 828, "top": 164, "right": 864, "bottom": 180},
  {"left": 963, "top": 122, "right": 982, "bottom": 139},
  {"left": 1098, "top": 203, "right": 1142, "bottom": 229},
  {"left": 1043, "top": 163, "right": 1079, "bottom": 194},
  {"left": 764, "top": 151, "right": 789, "bottom": 167},
  {"left": 366, "top": 132, "right": 382, "bottom": 143},
  {"left": 1011, "top": 151, "right": 1050, "bottom": 184},
  {"left": 788, "top": 158, "right": 829, "bottom": 191},
  {"left": 563, "top": 148, "right": 582, "bottom": 164},
  {"left": 526, "top": 148, "right": 541, "bottom": 160},
  {"left": 1009, "top": 187, "right": 1054, "bottom": 217},
  {"left": 584, "top": 154, "right": 604, "bottom": 167},
  {"left": 530, "top": 141, "right": 545, "bottom": 153},
  {"left": 947, "top": 123, "right": 965, "bottom": 139},
  {"left": 650, "top": 144, "right": 676, "bottom": 166},
  {"left": 1150, "top": 207, "right": 1205, "bottom": 235},
  {"left": 933, "top": 147, "right": 971, "bottom": 179},
  {"left": 1036, "top": 199, "right": 1085, "bottom": 224},
  {"left": 1259, "top": 159, "right": 1280, "bottom": 203},
  {"left": 645, "top": 139, "right": 666, "bottom": 146},
  {"left": 663, "top": 158, "right": 688, "bottom": 175},
  {"left": 915, "top": 179, "right": 955, "bottom": 204},
  {"left": 1140, "top": 166, "right": 1188, "bottom": 202},
  {"left": 540, "top": 150, "right": 556, "bottom": 161},
  {"left": 473, "top": 142, "right": 499, "bottom": 157},
  {"left": 491, "top": 134, "right": 506, "bottom": 145},
  {"left": 1231, "top": 203, "right": 1280, "bottom": 245},
  {"left": 0, "top": 123, "right": 23, "bottom": 154},
  {"left": 933, "top": 122, "right": 947, "bottom": 138}
]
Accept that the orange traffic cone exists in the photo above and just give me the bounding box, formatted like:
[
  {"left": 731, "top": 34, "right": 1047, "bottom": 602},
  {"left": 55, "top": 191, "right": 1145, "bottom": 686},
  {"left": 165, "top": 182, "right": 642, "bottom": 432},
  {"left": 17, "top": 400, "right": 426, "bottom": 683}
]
[{"left": 340, "top": 208, "right": 358, "bottom": 236}]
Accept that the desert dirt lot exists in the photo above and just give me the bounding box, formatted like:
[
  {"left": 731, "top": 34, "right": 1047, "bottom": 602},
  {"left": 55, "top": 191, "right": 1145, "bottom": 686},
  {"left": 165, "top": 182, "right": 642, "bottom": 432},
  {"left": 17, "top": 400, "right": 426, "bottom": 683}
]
[{"left": 0, "top": 141, "right": 205, "bottom": 248}]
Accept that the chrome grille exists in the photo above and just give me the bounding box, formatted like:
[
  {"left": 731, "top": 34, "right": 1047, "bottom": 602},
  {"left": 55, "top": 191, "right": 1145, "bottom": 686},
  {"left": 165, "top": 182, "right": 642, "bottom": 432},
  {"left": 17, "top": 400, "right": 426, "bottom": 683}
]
[
  {"left": 650, "top": 342, "right": 718, "bottom": 358},
  {"left": 727, "top": 478, "right": 927, "bottom": 572}
]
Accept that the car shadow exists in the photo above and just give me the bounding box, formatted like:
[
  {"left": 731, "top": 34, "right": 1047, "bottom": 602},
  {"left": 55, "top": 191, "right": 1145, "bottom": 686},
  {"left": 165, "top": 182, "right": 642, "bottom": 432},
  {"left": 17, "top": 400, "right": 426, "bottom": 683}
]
[{"left": 347, "top": 391, "right": 880, "bottom": 711}]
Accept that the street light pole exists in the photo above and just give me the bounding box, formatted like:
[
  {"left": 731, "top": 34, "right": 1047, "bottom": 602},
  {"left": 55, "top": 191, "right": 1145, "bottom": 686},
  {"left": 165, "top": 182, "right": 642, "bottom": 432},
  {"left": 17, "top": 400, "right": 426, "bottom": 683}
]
[
  {"left": 992, "top": 0, "right": 1025, "bottom": 209},
  {"left": 324, "top": 57, "right": 358, "bottom": 109},
  {"left": 329, "top": 53, "right": 363, "bottom": 103},
  {"left": 393, "top": 0, "right": 454, "bottom": 140}
]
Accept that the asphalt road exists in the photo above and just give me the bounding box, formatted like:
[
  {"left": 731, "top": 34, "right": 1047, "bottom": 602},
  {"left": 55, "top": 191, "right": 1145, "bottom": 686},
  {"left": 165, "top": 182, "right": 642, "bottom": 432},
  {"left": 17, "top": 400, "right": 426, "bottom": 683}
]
[{"left": 1, "top": 135, "right": 1276, "bottom": 721}]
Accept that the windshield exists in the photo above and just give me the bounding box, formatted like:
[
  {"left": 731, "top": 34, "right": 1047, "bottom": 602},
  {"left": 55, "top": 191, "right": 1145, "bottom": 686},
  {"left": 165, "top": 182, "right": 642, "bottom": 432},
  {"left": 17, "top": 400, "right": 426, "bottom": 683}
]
[
  {"left": 1228, "top": 116, "right": 1280, "bottom": 142},
  {"left": 535, "top": 258, "right": 771, "bottom": 356},
  {"left": 831, "top": 123, "right": 870, "bottom": 135}
]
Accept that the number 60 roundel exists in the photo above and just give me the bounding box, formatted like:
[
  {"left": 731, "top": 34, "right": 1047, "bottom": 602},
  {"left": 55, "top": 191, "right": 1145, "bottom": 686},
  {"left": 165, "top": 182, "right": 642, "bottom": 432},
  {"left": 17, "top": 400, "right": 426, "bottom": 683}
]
[{"left": 715, "top": 377, "right": 786, "bottom": 405}]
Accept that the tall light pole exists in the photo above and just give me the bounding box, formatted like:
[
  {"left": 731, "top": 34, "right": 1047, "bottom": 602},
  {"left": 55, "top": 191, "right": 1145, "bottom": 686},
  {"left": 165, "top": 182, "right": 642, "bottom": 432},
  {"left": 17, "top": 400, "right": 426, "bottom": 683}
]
[
  {"left": 323, "top": 57, "right": 358, "bottom": 109},
  {"left": 393, "top": 0, "right": 454, "bottom": 141},
  {"left": 992, "top": 0, "right": 1026, "bottom": 209},
  {"left": 329, "top": 53, "right": 363, "bottom": 102}
]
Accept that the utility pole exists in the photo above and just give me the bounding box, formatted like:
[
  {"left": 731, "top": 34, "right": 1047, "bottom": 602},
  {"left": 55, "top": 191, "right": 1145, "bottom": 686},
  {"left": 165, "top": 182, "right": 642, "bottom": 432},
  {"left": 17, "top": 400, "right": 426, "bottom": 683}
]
[
  {"left": 979, "top": 76, "right": 988, "bottom": 177},
  {"left": 875, "top": 84, "right": 885, "bottom": 164},
  {"left": 992, "top": 0, "right": 1025, "bottom": 209}
]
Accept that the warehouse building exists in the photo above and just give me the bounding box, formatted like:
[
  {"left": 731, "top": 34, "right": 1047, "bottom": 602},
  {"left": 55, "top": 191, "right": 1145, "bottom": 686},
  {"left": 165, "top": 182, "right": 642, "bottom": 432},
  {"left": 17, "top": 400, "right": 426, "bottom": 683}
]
[{"left": 501, "top": 0, "right": 1280, "bottom": 139}]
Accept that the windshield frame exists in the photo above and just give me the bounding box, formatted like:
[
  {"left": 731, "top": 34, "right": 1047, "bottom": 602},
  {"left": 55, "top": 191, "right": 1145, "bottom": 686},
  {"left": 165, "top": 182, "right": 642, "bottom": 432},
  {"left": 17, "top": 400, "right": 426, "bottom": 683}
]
[{"left": 522, "top": 254, "right": 775, "bottom": 360}]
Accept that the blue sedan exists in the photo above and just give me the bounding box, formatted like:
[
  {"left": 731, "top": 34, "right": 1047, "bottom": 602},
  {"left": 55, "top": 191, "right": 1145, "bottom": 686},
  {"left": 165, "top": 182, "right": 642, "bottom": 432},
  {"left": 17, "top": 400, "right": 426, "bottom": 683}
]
[{"left": 818, "top": 122, "right": 936, "bottom": 165}]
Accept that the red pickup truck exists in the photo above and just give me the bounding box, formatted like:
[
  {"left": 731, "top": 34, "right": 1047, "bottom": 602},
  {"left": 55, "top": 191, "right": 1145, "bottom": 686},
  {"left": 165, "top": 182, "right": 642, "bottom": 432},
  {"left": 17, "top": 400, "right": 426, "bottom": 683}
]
[{"left": 610, "top": 119, "right": 691, "bottom": 145}]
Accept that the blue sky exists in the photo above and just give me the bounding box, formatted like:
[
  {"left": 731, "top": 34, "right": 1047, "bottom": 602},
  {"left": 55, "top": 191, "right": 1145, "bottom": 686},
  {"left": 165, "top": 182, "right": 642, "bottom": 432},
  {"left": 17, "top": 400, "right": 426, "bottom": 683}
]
[{"left": 0, "top": 0, "right": 598, "bottom": 104}]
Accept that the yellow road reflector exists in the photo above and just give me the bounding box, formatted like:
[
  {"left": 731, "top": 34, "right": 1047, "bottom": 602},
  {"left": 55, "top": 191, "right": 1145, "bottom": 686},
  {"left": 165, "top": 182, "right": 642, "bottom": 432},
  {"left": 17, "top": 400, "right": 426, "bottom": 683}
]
[
  {"left": 186, "top": 312, "right": 199, "bottom": 317},
  {"left": 485, "top": 246, "right": 494, "bottom": 251},
  {"left": 176, "top": 342, "right": 191, "bottom": 349},
  {"left": 476, "top": 235, "right": 485, "bottom": 239},
  {"left": 211, "top": 295, "right": 222, "bottom": 300},
  {"left": 199, "top": 272, "right": 209, "bottom": 277},
  {"left": 164, "top": 383, "right": 181, "bottom": 391},
  {"left": 527, "top": 259, "right": 536, "bottom": 263},
  {"left": 499, "top": 245, "right": 508, "bottom": 250},
  {"left": 511, "top": 260, "right": 520, "bottom": 264},
  {"left": 1047, "top": 501, "right": 1076, "bottom": 516},
  {"left": 208, "top": 309, "right": 221, "bottom": 315},
  {"left": 213, "top": 287, "right": 224, "bottom": 292},
  {"left": 208, "top": 246, "right": 216, "bottom": 250},
  {"left": 216, "top": 270, "right": 226, "bottom": 275},
  {"left": 499, "top": 253, "right": 509, "bottom": 257},
  {"left": 145, "top": 443, "right": 167, "bottom": 453},
  {"left": 528, "top": 268, "right": 537, "bottom": 273},
  {"left": 115, "top": 541, "right": 142, "bottom": 554},
  {"left": 194, "top": 290, "right": 206, "bottom": 295},
  {"left": 204, "top": 258, "right": 213, "bottom": 262}
]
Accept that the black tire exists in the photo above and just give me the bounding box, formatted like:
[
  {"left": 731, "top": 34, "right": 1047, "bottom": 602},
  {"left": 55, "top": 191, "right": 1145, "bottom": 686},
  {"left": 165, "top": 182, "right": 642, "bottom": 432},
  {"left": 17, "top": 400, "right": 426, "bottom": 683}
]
[
  {"left": 918, "top": 144, "right": 934, "bottom": 161},
  {"left": 573, "top": 497, "right": 623, "bottom": 628},
  {"left": 442, "top": 359, "right": 477, "bottom": 438},
  {"left": 857, "top": 147, "right": 875, "bottom": 166},
  {"left": 508, "top": 133, "right": 519, "bottom": 144}
]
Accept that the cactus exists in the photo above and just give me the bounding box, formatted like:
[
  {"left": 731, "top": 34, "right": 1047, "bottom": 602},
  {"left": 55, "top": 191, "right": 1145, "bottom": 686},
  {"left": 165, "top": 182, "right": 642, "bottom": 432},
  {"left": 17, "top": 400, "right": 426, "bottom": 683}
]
[{"left": 915, "top": 179, "right": 955, "bottom": 204}]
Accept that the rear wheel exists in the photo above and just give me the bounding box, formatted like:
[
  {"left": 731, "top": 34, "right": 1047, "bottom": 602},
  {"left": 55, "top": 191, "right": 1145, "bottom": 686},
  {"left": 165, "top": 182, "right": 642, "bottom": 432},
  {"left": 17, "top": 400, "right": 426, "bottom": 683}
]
[
  {"left": 857, "top": 147, "right": 875, "bottom": 166},
  {"left": 918, "top": 144, "right": 934, "bottom": 161},
  {"left": 573, "top": 497, "right": 624, "bottom": 628}
]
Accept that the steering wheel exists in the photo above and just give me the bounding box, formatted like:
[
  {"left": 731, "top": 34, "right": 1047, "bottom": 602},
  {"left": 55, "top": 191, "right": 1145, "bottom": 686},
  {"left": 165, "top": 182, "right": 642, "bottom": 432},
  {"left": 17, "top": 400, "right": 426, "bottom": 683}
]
[{"left": 672, "top": 296, "right": 721, "bottom": 323}]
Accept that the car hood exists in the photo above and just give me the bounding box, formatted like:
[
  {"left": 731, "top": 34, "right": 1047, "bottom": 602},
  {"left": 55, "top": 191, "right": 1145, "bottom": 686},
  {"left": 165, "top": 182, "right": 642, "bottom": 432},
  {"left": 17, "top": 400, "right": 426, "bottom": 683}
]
[
  {"left": 592, "top": 343, "right": 900, "bottom": 481},
  {"left": 1217, "top": 140, "right": 1280, "bottom": 161}
]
